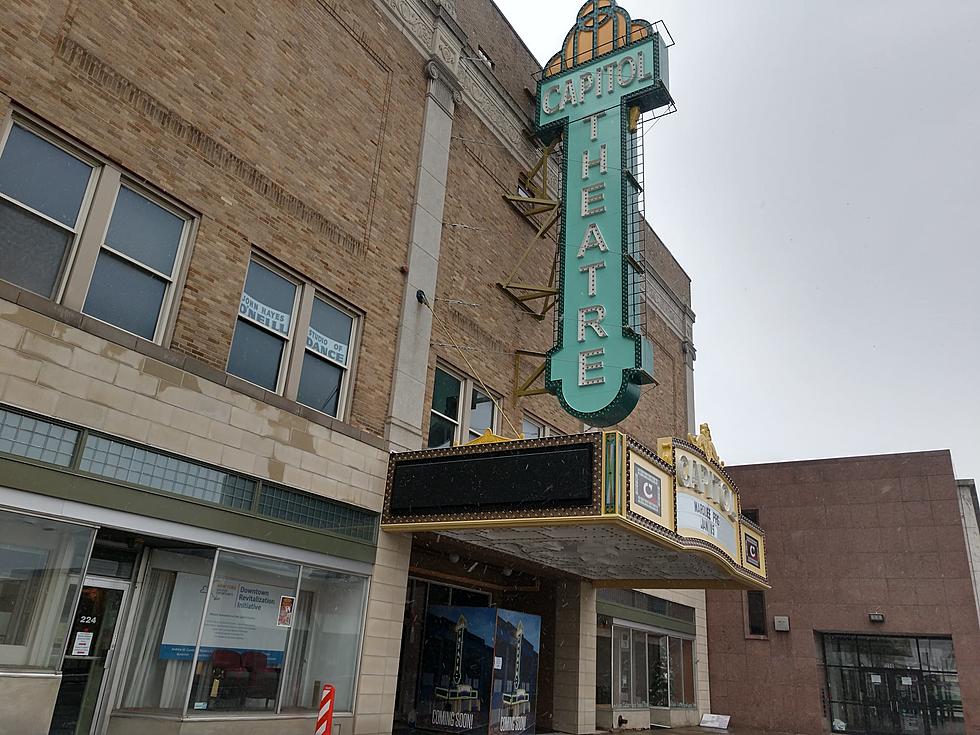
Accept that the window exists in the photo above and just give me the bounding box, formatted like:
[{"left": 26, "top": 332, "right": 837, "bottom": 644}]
[
  {"left": 427, "top": 366, "right": 498, "bottom": 448},
  {"left": 229, "top": 260, "right": 299, "bottom": 391},
  {"left": 742, "top": 508, "right": 760, "bottom": 524},
  {"left": 0, "top": 123, "right": 95, "bottom": 298},
  {"left": 82, "top": 186, "right": 189, "bottom": 339},
  {"left": 747, "top": 590, "right": 767, "bottom": 636},
  {"left": 228, "top": 256, "right": 358, "bottom": 418},
  {"left": 0, "top": 118, "right": 193, "bottom": 340},
  {"left": 297, "top": 296, "right": 354, "bottom": 417},
  {"left": 596, "top": 621, "right": 696, "bottom": 710},
  {"left": 0, "top": 510, "right": 95, "bottom": 670},
  {"left": 823, "top": 635, "right": 964, "bottom": 735},
  {"left": 522, "top": 415, "right": 557, "bottom": 440},
  {"left": 477, "top": 46, "right": 495, "bottom": 70},
  {"left": 119, "top": 548, "right": 368, "bottom": 718}
]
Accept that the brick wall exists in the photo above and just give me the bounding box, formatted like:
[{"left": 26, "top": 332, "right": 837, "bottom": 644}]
[
  {"left": 423, "top": 103, "right": 691, "bottom": 448},
  {"left": 707, "top": 451, "right": 980, "bottom": 734},
  {"left": 0, "top": 0, "right": 429, "bottom": 438}
]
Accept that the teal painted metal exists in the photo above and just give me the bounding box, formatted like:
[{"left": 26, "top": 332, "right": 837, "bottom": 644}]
[{"left": 537, "top": 3, "right": 671, "bottom": 426}]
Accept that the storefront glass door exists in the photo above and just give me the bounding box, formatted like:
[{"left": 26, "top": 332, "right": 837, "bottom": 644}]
[
  {"left": 824, "top": 634, "right": 964, "bottom": 735},
  {"left": 49, "top": 578, "right": 129, "bottom": 735}
]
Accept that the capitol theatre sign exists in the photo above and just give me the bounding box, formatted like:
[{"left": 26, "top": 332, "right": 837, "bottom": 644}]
[{"left": 537, "top": 0, "right": 672, "bottom": 426}]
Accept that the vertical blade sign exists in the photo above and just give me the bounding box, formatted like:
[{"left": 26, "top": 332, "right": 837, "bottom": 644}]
[{"left": 537, "top": 0, "right": 672, "bottom": 426}]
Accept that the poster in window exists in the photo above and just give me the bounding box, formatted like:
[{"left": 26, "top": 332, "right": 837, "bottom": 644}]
[
  {"left": 277, "top": 595, "right": 295, "bottom": 627},
  {"left": 490, "top": 609, "right": 541, "bottom": 735},
  {"left": 418, "top": 606, "right": 496, "bottom": 734}
]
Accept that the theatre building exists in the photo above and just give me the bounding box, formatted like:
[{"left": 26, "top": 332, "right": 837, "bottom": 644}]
[
  {"left": 0, "top": 1, "right": 767, "bottom": 734},
  {"left": 706, "top": 452, "right": 980, "bottom": 735}
]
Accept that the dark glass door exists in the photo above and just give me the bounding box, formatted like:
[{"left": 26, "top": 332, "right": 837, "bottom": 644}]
[{"left": 48, "top": 583, "right": 127, "bottom": 735}]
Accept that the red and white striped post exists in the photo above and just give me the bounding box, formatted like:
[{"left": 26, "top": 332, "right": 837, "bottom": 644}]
[{"left": 316, "top": 684, "right": 335, "bottom": 735}]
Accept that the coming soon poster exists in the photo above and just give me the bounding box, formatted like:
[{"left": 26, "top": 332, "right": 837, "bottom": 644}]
[
  {"left": 418, "top": 606, "right": 540, "bottom": 735},
  {"left": 490, "top": 609, "right": 540, "bottom": 735}
]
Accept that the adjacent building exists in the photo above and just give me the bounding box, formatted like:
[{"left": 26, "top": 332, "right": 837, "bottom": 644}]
[
  {"left": 0, "top": 1, "right": 756, "bottom": 734},
  {"left": 706, "top": 452, "right": 980, "bottom": 735}
]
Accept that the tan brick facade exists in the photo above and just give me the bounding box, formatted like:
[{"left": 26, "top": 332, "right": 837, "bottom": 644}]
[{"left": 0, "top": 1, "right": 700, "bottom": 734}]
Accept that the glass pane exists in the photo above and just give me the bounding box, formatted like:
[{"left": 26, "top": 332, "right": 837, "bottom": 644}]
[
  {"left": 227, "top": 319, "right": 285, "bottom": 390},
  {"left": 280, "top": 568, "right": 367, "bottom": 713},
  {"left": 522, "top": 419, "right": 541, "bottom": 440},
  {"left": 431, "top": 368, "right": 461, "bottom": 420},
  {"left": 450, "top": 588, "right": 491, "bottom": 607},
  {"left": 238, "top": 261, "right": 296, "bottom": 337},
  {"left": 188, "top": 551, "right": 300, "bottom": 714},
  {"left": 296, "top": 351, "right": 343, "bottom": 418},
  {"left": 0, "top": 124, "right": 91, "bottom": 226},
  {"left": 426, "top": 583, "right": 451, "bottom": 607},
  {"left": 468, "top": 388, "right": 495, "bottom": 438},
  {"left": 826, "top": 635, "right": 860, "bottom": 667},
  {"left": 922, "top": 638, "right": 957, "bottom": 672},
  {"left": 614, "top": 627, "right": 632, "bottom": 707},
  {"left": 83, "top": 251, "right": 167, "bottom": 338},
  {"left": 648, "top": 634, "right": 668, "bottom": 706},
  {"left": 747, "top": 591, "right": 767, "bottom": 635},
  {"left": 104, "top": 187, "right": 183, "bottom": 274},
  {"left": 860, "top": 636, "right": 920, "bottom": 669},
  {"left": 427, "top": 413, "right": 456, "bottom": 449},
  {"left": 631, "top": 629, "right": 648, "bottom": 706},
  {"left": 119, "top": 548, "right": 215, "bottom": 714},
  {"left": 831, "top": 702, "right": 865, "bottom": 733},
  {"left": 596, "top": 624, "right": 611, "bottom": 705},
  {"left": 0, "top": 510, "right": 93, "bottom": 669},
  {"left": 257, "top": 484, "right": 377, "bottom": 543},
  {"left": 827, "top": 666, "right": 863, "bottom": 703},
  {"left": 0, "top": 408, "right": 78, "bottom": 466},
  {"left": 307, "top": 297, "right": 352, "bottom": 366},
  {"left": 681, "top": 638, "right": 696, "bottom": 706},
  {"left": 0, "top": 197, "right": 72, "bottom": 297},
  {"left": 668, "top": 636, "right": 683, "bottom": 706},
  {"left": 80, "top": 434, "right": 255, "bottom": 510}
]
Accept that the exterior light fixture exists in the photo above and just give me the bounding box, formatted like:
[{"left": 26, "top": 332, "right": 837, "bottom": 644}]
[{"left": 868, "top": 612, "right": 885, "bottom": 623}]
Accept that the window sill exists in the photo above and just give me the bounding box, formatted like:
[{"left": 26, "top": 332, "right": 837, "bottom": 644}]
[
  {"left": 0, "top": 282, "right": 385, "bottom": 451},
  {"left": 745, "top": 633, "right": 769, "bottom": 641}
]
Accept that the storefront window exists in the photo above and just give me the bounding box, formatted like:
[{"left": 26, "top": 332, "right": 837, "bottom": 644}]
[
  {"left": 596, "top": 617, "right": 612, "bottom": 705},
  {"left": 119, "top": 548, "right": 215, "bottom": 713},
  {"left": 0, "top": 511, "right": 93, "bottom": 670},
  {"left": 631, "top": 629, "right": 648, "bottom": 707},
  {"left": 280, "top": 568, "right": 367, "bottom": 714},
  {"left": 615, "top": 627, "right": 632, "bottom": 707},
  {"left": 187, "top": 551, "right": 300, "bottom": 714},
  {"left": 668, "top": 636, "right": 683, "bottom": 706},
  {"left": 647, "top": 634, "right": 668, "bottom": 706}
]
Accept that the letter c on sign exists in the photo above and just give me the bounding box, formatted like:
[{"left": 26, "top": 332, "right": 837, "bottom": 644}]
[{"left": 542, "top": 84, "right": 561, "bottom": 115}]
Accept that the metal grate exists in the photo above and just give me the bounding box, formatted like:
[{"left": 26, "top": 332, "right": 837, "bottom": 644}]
[
  {"left": 0, "top": 409, "right": 79, "bottom": 466},
  {"left": 258, "top": 483, "right": 377, "bottom": 543},
  {"left": 80, "top": 435, "right": 255, "bottom": 510},
  {"left": 624, "top": 114, "right": 647, "bottom": 337}
]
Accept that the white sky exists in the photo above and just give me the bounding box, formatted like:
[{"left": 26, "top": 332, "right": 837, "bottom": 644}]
[{"left": 491, "top": 0, "right": 980, "bottom": 482}]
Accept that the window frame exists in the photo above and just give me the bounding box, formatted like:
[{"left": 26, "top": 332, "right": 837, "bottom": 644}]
[
  {"left": 287, "top": 287, "right": 361, "bottom": 422},
  {"left": 228, "top": 253, "right": 361, "bottom": 421},
  {"left": 0, "top": 110, "right": 197, "bottom": 344},
  {"left": 522, "top": 414, "right": 557, "bottom": 439},
  {"left": 745, "top": 589, "right": 768, "bottom": 639},
  {"left": 599, "top": 619, "right": 698, "bottom": 711},
  {"left": 427, "top": 364, "right": 500, "bottom": 448},
  {"left": 0, "top": 115, "right": 102, "bottom": 303}
]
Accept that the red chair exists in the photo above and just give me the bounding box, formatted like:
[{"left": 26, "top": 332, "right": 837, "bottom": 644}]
[
  {"left": 243, "top": 651, "right": 280, "bottom": 706},
  {"left": 212, "top": 650, "right": 249, "bottom": 707}
]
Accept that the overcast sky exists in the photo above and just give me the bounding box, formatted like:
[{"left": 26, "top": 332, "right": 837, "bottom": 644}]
[{"left": 493, "top": 0, "right": 980, "bottom": 482}]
